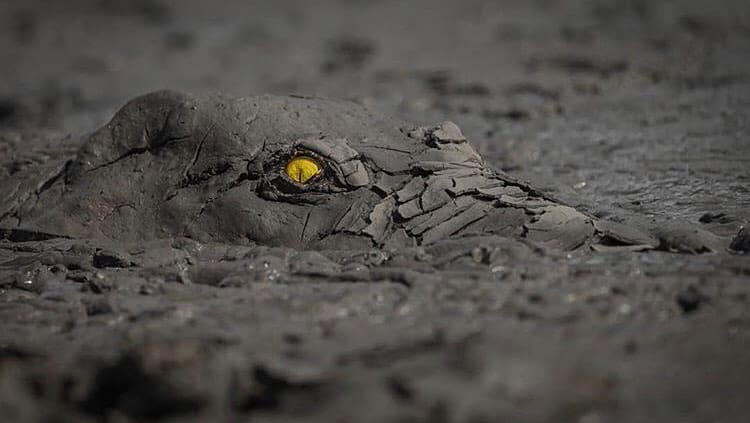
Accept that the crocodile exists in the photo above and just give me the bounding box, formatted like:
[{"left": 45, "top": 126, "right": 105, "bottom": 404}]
[{"left": 0, "top": 90, "right": 728, "bottom": 253}]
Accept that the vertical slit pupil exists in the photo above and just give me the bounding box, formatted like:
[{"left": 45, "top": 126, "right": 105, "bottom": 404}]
[{"left": 286, "top": 156, "right": 320, "bottom": 183}]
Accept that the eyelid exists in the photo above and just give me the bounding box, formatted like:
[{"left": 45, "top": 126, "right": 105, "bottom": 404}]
[{"left": 296, "top": 137, "right": 358, "bottom": 164}]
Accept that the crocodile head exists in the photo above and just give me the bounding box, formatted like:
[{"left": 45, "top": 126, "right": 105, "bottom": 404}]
[{"left": 4, "top": 90, "right": 669, "bottom": 252}]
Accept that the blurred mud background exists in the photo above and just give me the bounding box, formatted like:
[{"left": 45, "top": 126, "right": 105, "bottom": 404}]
[{"left": 1, "top": 0, "right": 750, "bottom": 422}]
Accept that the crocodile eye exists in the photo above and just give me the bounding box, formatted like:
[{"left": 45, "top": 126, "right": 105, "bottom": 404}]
[{"left": 285, "top": 155, "right": 322, "bottom": 184}]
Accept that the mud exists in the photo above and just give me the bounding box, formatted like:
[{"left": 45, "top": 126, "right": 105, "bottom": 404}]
[{"left": 1, "top": 1, "right": 750, "bottom": 422}]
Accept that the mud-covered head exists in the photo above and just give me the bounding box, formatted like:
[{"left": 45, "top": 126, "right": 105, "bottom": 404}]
[
  {"left": 45, "top": 89, "right": 511, "bottom": 249},
  {"left": 11, "top": 90, "right": 639, "bottom": 251}
]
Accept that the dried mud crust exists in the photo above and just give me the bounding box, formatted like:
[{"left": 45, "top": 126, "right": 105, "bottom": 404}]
[
  {"left": 1, "top": 0, "right": 750, "bottom": 422},
  {"left": 0, "top": 91, "right": 728, "bottom": 254}
]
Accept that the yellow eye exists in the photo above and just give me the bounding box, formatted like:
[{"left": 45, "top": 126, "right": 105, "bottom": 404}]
[{"left": 285, "top": 156, "right": 322, "bottom": 184}]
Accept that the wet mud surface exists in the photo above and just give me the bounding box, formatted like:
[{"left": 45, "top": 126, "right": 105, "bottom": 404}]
[{"left": 1, "top": 1, "right": 750, "bottom": 422}]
